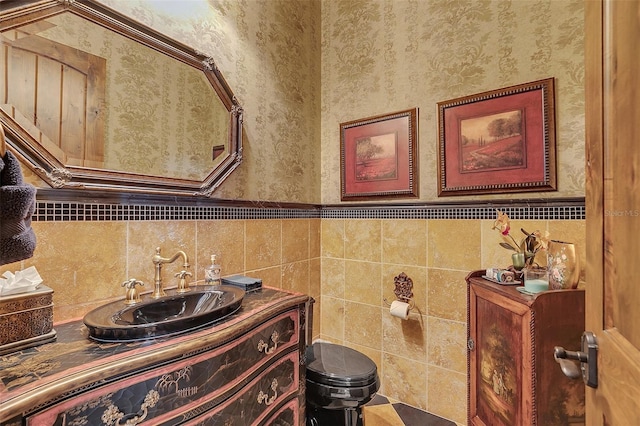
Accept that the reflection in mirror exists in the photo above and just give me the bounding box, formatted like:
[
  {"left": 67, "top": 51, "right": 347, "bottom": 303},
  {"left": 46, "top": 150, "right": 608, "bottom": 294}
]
[{"left": 0, "top": 0, "right": 242, "bottom": 196}]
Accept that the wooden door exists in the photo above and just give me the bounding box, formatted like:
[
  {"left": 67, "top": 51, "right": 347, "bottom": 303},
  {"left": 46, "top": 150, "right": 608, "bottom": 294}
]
[
  {"left": 0, "top": 29, "right": 105, "bottom": 167},
  {"left": 585, "top": 0, "right": 640, "bottom": 423}
]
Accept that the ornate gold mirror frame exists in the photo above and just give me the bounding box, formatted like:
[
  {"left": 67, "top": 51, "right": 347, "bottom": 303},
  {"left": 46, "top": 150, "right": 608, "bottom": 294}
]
[{"left": 0, "top": 0, "right": 243, "bottom": 197}]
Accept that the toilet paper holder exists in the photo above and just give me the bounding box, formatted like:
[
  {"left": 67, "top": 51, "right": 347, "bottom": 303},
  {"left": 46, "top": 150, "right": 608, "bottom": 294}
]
[{"left": 383, "top": 272, "right": 415, "bottom": 311}]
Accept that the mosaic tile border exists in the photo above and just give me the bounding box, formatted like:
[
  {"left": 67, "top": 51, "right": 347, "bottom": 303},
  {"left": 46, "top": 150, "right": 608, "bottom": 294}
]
[
  {"left": 32, "top": 202, "right": 319, "bottom": 221},
  {"left": 32, "top": 198, "right": 585, "bottom": 221},
  {"left": 321, "top": 204, "right": 585, "bottom": 220}
]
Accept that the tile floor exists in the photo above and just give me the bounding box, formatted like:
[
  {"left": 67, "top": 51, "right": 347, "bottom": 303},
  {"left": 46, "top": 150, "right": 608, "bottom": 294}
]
[{"left": 361, "top": 395, "right": 456, "bottom": 426}]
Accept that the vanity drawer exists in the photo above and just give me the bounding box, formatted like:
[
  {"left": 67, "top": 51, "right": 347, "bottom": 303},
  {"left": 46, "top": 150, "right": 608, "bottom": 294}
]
[
  {"left": 262, "top": 399, "right": 299, "bottom": 426},
  {"left": 26, "top": 310, "right": 300, "bottom": 426},
  {"left": 186, "top": 351, "right": 299, "bottom": 425}
]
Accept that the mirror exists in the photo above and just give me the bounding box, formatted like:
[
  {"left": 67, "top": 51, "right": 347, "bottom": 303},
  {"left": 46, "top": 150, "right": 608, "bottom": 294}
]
[{"left": 0, "top": 0, "right": 242, "bottom": 196}]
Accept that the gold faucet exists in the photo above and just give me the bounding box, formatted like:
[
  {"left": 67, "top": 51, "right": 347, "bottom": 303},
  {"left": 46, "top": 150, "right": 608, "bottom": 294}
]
[{"left": 152, "top": 247, "right": 190, "bottom": 298}]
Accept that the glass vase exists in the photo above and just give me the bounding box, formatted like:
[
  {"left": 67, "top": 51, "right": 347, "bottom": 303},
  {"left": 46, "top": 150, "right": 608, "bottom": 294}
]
[
  {"left": 547, "top": 240, "right": 580, "bottom": 289},
  {"left": 511, "top": 252, "right": 525, "bottom": 271}
]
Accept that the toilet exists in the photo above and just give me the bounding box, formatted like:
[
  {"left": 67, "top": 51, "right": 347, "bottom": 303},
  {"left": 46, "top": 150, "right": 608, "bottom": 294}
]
[{"left": 305, "top": 342, "right": 380, "bottom": 426}]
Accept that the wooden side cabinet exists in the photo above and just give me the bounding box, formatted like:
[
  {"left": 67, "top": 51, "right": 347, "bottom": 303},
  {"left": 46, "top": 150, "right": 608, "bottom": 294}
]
[{"left": 466, "top": 271, "right": 585, "bottom": 426}]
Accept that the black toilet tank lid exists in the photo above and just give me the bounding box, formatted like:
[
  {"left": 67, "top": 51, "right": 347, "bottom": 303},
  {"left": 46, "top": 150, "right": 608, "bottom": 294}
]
[{"left": 306, "top": 342, "right": 379, "bottom": 387}]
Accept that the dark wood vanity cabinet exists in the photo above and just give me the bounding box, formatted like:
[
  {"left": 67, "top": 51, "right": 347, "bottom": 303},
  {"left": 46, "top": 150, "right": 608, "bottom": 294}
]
[
  {"left": 0, "top": 288, "right": 310, "bottom": 426},
  {"left": 466, "top": 271, "right": 585, "bottom": 426}
]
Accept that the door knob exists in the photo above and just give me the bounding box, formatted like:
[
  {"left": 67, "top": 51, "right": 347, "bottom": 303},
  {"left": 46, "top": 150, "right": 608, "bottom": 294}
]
[
  {"left": 554, "top": 331, "right": 598, "bottom": 388},
  {"left": 553, "top": 347, "right": 583, "bottom": 379}
]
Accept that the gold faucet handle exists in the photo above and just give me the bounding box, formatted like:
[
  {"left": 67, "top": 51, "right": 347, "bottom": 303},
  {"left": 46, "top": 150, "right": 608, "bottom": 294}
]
[
  {"left": 122, "top": 278, "right": 144, "bottom": 289},
  {"left": 175, "top": 270, "right": 192, "bottom": 279},
  {"left": 175, "top": 270, "right": 192, "bottom": 293},
  {"left": 122, "top": 278, "right": 145, "bottom": 305}
]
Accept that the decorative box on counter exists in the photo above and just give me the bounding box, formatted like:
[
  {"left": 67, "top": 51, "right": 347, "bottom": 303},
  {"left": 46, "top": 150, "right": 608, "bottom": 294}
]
[
  {"left": 221, "top": 275, "right": 263, "bottom": 292},
  {"left": 0, "top": 285, "right": 56, "bottom": 355}
]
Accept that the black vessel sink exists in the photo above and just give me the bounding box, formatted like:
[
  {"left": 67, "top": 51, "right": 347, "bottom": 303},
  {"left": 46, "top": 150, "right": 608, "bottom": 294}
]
[{"left": 83, "top": 285, "right": 245, "bottom": 342}]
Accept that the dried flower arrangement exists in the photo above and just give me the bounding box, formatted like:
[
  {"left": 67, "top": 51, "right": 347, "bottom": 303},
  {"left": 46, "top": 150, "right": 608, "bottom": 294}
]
[{"left": 492, "top": 210, "right": 550, "bottom": 268}]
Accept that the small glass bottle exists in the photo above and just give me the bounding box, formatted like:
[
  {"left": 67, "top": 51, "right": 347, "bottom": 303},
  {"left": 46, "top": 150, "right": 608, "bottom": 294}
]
[{"left": 205, "top": 254, "right": 221, "bottom": 285}]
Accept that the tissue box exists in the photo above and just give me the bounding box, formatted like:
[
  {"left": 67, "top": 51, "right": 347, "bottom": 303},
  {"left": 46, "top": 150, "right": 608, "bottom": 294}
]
[{"left": 0, "top": 285, "right": 56, "bottom": 354}]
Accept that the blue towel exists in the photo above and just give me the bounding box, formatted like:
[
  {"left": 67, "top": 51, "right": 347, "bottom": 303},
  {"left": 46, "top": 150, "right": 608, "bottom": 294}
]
[{"left": 0, "top": 150, "right": 37, "bottom": 265}]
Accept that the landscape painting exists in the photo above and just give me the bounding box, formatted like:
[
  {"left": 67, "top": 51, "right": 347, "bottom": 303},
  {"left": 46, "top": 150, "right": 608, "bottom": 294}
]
[
  {"left": 460, "top": 110, "right": 525, "bottom": 172},
  {"left": 354, "top": 133, "right": 398, "bottom": 181},
  {"left": 340, "top": 108, "right": 418, "bottom": 201},
  {"left": 437, "top": 78, "right": 557, "bottom": 196}
]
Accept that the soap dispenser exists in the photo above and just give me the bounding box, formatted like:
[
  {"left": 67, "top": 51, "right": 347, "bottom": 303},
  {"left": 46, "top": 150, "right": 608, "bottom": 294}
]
[{"left": 205, "top": 254, "right": 221, "bottom": 285}]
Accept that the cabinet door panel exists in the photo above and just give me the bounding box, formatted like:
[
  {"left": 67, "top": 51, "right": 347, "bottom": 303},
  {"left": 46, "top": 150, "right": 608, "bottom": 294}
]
[{"left": 471, "top": 293, "right": 528, "bottom": 426}]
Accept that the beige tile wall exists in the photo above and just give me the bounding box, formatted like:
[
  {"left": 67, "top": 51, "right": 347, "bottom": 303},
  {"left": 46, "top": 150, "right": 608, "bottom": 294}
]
[
  {"left": 0, "top": 215, "right": 585, "bottom": 425},
  {"left": 0, "top": 218, "right": 322, "bottom": 339},
  {"left": 320, "top": 218, "right": 586, "bottom": 424}
]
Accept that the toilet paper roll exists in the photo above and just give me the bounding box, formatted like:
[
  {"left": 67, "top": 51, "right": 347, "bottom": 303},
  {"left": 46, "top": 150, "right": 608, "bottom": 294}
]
[{"left": 389, "top": 300, "right": 410, "bottom": 320}]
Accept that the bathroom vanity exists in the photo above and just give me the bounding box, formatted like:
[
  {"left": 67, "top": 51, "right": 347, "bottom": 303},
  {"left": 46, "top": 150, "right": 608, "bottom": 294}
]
[{"left": 0, "top": 287, "right": 311, "bottom": 426}]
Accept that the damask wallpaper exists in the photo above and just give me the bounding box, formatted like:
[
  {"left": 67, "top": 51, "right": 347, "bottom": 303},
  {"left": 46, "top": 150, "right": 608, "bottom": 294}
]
[
  {"left": 100, "top": 0, "right": 322, "bottom": 202},
  {"left": 321, "top": 0, "right": 585, "bottom": 203},
  {"left": 19, "top": 0, "right": 583, "bottom": 204}
]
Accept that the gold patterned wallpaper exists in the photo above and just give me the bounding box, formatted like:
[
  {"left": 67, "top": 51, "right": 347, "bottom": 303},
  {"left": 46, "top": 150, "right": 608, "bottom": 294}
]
[
  {"left": 320, "top": 0, "right": 585, "bottom": 203},
  {"left": 99, "top": 0, "right": 322, "bottom": 202},
  {"left": 17, "top": 0, "right": 583, "bottom": 203}
]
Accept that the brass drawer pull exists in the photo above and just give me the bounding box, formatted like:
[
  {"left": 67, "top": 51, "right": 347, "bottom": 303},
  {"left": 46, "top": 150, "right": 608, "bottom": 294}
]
[
  {"left": 101, "top": 390, "right": 159, "bottom": 425},
  {"left": 257, "top": 330, "right": 280, "bottom": 354},
  {"left": 257, "top": 378, "right": 278, "bottom": 406}
]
